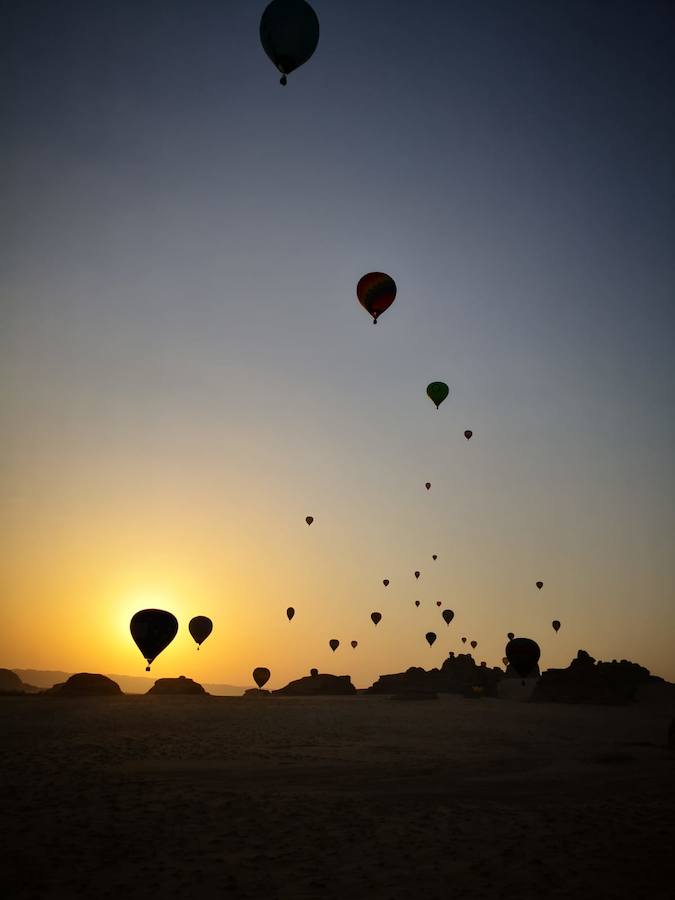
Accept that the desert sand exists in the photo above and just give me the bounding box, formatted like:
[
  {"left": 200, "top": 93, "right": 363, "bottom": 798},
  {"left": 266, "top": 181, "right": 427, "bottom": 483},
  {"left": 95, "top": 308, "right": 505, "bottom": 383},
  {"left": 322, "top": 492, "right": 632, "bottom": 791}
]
[{"left": 2, "top": 693, "right": 673, "bottom": 899}]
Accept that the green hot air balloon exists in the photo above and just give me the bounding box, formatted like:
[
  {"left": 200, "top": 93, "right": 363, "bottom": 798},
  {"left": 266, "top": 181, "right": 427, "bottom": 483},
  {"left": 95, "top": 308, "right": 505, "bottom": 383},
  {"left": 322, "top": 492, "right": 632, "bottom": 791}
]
[
  {"left": 188, "top": 616, "right": 213, "bottom": 649},
  {"left": 259, "top": 0, "right": 320, "bottom": 86},
  {"left": 426, "top": 382, "right": 449, "bottom": 409},
  {"left": 130, "top": 610, "right": 178, "bottom": 672}
]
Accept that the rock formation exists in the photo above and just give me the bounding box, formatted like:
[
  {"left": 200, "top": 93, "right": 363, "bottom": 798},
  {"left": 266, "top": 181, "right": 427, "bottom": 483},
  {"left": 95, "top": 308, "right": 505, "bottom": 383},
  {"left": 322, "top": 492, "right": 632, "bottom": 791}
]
[
  {"left": 274, "top": 673, "right": 356, "bottom": 696},
  {"left": 147, "top": 675, "right": 207, "bottom": 695},
  {"left": 366, "top": 653, "right": 502, "bottom": 696},
  {"left": 532, "top": 650, "right": 657, "bottom": 705},
  {"left": 48, "top": 673, "right": 123, "bottom": 696},
  {"left": 0, "top": 668, "right": 26, "bottom": 693}
]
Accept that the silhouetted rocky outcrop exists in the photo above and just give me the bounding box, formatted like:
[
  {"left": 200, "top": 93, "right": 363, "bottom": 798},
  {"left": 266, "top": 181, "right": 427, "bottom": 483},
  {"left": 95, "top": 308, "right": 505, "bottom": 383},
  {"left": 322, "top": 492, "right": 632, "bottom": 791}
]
[
  {"left": 274, "top": 673, "right": 356, "bottom": 696},
  {"left": 48, "top": 673, "right": 122, "bottom": 696},
  {"left": 532, "top": 650, "right": 658, "bottom": 705},
  {"left": 366, "top": 653, "right": 502, "bottom": 696},
  {"left": 0, "top": 669, "right": 26, "bottom": 693},
  {"left": 147, "top": 676, "right": 207, "bottom": 695},
  {"left": 243, "top": 688, "right": 271, "bottom": 698}
]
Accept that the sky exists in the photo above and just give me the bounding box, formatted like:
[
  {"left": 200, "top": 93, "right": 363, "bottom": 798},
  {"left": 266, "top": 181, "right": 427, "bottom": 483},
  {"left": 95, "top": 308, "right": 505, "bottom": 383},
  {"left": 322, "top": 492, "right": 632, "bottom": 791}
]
[{"left": 2, "top": 0, "right": 674, "bottom": 688}]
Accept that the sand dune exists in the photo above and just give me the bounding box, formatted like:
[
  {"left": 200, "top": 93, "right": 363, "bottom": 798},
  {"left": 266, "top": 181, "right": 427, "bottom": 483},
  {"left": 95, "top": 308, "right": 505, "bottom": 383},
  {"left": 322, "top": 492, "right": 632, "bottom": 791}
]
[{"left": 2, "top": 694, "right": 673, "bottom": 899}]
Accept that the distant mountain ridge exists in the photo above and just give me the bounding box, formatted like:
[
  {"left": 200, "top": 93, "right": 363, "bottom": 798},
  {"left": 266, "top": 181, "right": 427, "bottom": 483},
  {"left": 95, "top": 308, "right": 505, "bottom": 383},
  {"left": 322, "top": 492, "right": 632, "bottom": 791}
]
[{"left": 11, "top": 669, "right": 246, "bottom": 696}]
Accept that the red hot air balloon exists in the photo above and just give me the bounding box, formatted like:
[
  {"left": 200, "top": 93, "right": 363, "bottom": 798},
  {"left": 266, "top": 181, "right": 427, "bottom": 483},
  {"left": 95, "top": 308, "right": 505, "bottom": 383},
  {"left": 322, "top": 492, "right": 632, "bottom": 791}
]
[
  {"left": 464, "top": 430, "right": 473, "bottom": 440},
  {"left": 425, "top": 632, "right": 437, "bottom": 647},
  {"left": 286, "top": 607, "right": 295, "bottom": 621},
  {"left": 552, "top": 620, "right": 561, "bottom": 633},
  {"left": 383, "top": 579, "right": 389, "bottom": 587},
  {"left": 253, "top": 667, "right": 270, "bottom": 688},
  {"left": 536, "top": 581, "right": 543, "bottom": 590},
  {"left": 442, "top": 609, "right": 454, "bottom": 625},
  {"left": 425, "top": 482, "right": 431, "bottom": 491},
  {"left": 130, "top": 610, "right": 178, "bottom": 672},
  {"left": 351, "top": 640, "right": 358, "bottom": 648},
  {"left": 329, "top": 639, "right": 339, "bottom": 652},
  {"left": 470, "top": 640, "right": 478, "bottom": 649},
  {"left": 414, "top": 600, "right": 421, "bottom": 608},
  {"left": 414, "top": 571, "right": 420, "bottom": 580},
  {"left": 356, "top": 272, "right": 396, "bottom": 323},
  {"left": 371, "top": 611, "right": 382, "bottom": 626},
  {"left": 188, "top": 616, "right": 213, "bottom": 649},
  {"left": 305, "top": 515, "right": 314, "bottom": 525}
]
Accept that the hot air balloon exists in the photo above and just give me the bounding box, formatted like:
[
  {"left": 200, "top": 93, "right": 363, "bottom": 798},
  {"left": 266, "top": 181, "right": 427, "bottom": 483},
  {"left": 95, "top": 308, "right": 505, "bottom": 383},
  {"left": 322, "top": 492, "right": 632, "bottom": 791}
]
[
  {"left": 286, "top": 607, "right": 295, "bottom": 621},
  {"left": 188, "top": 616, "right": 213, "bottom": 649},
  {"left": 470, "top": 640, "right": 478, "bottom": 649},
  {"left": 351, "top": 640, "right": 358, "bottom": 648},
  {"left": 253, "top": 667, "right": 270, "bottom": 688},
  {"left": 436, "top": 601, "right": 442, "bottom": 607},
  {"left": 305, "top": 515, "right": 314, "bottom": 525},
  {"left": 426, "top": 382, "right": 449, "bottom": 409},
  {"left": 442, "top": 609, "right": 454, "bottom": 625},
  {"left": 414, "top": 600, "right": 421, "bottom": 607},
  {"left": 502, "top": 657, "right": 509, "bottom": 666},
  {"left": 414, "top": 571, "right": 420, "bottom": 579},
  {"left": 425, "top": 482, "right": 431, "bottom": 491},
  {"left": 356, "top": 272, "right": 396, "bottom": 323},
  {"left": 382, "top": 579, "right": 389, "bottom": 587},
  {"left": 130, "top": 609, "right": 178, "bottom": 671},
  {"left": 507, "top": 632, "right": 515, "bottom": 641},
  {"left": 329, "top": 639, "right": 339, "bottom": 652},
  {"left": 505, "top": 637, "right": 541, "bottom": 679},
  {"left": 461, "top": 636, "right": 467, "bottom": 644},
  {"left": 371, "top": 612, "right": 382, "bottom": 626},
  {"left": 425, "top": 632, "right": 437, "bottom": 647},
  {"left": 432, "top": 554, "right": 437, "bottom": 561},
  {"left": 464, "top": 430, "right": 473, "bottom": 440},
  {"left": 259, "top": 0, "right": 320, "bottom": 86},
  {"left": 552, "top": 620, "right": 561, "bottom": 633},
  {"left": 536, "top": 581, "right": 543, "bottom": 590},
  {"left": 310, "top": 667, "right": 318, "bottom": 676}
]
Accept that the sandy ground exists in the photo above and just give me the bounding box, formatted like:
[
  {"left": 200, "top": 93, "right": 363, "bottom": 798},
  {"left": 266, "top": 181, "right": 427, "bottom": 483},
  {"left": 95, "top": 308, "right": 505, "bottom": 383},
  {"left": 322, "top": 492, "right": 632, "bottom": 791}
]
[{"left": 1, "top": 693, "right": 674, "bottom": 899}]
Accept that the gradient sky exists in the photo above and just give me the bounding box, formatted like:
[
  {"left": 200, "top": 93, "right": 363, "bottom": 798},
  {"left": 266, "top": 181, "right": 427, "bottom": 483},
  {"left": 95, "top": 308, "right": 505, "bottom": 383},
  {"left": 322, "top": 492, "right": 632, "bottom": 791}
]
[{"left": 2, "top": 0, "right": 674, "bottom": 687}]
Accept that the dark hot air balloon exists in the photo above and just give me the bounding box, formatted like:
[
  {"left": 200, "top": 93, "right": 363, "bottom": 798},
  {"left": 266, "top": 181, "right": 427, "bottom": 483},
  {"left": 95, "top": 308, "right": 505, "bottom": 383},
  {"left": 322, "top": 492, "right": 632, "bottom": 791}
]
[
  {"left": 426, "top": 382, "right": 449, "bottom": 409},
  {"left": 356, "top": 272, "right": 396, "bottom": 323},
  {"left": 259, "top": 0, "right": 319, "bottom": 86},
  {"left": 351, "top": 640, "right": 358, "bottom": 648},
  {"left": 470, "top": 640, "right": 478, "bottom": 649},
  {"left": 552, "top": 620, "right": 561, "bottom": 632},
  {"left": 310, "top": 667, "right": 318, "bottom": 676},
  {"left": 253, "top": 667, "right": 270, "bottom": 688},
  {"left": 432, "top": 554, "right": 437, "bottom": 560},
  {"left": 286, "top": 607, "right": 295, "bottom": 621},
  {"left": 383, "top": 579, "right": 389, "bottom": 587},
  {"left": 414, "top": 600, "right": 421, "bottom": 607},
  {"left": 425, "top": 632, "right": 437, "bottom": 647},
  {"left": 436, "top": 601, "right": 442, "bottom": 607},
  {"left": 442, "top": 609, "right": 454, "bottom": 625},
  {"left": 505, "top": 637, "right": 541, "bottom": 678},
  {"left": 425, "top": 482, "right": 431, "bottom": 490},
  {"left": 461, "top": 636, "right": 467, "bottom": 644},
  {"left": 371, "top": 611, "right": 382, "bottom": 626},
  {"left": 305, "top": 515, "right": 314, "bottom": 525},
  {"left": 414, "top": 571, "right": 420, "bottom": 579},
  {"left": 536, "top": 581, "right": 543, "bottom": 590},
  {"left": 507, "top": 632, "right": 515, "bottom": 641},
  {"left": 329, "top": 639, "right": 339, "bottom": 652},
  {"left": 464, "top": 430, "right": 473, "bottom": 440},
  {"left": 130, "top": 609, "right": 178, "bottom": 671},
  {"left": 188, "top": 616, "right": 213, "bottom": 649},
  {"left": 502, "top": 657, "right": 509, "bottom": 666}
]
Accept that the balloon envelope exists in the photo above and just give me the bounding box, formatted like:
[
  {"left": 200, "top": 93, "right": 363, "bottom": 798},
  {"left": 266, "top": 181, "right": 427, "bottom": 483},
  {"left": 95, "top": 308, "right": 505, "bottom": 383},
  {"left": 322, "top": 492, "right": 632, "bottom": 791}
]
[
  {"left": 414, "top": 600, "right": 420, "bottom": 607},
  {"left": 470, "top": 640, "right": 478, "bottom": 649},
  {"left": 432, "top": 554, "right": 437, "bottom": 560},
  {"left": 442, "top": 609, "right": 454, "bottom": 625},
  {"left": 414, "top": 571, "right": 420, "bottom": 579},
  {"left": 253, "top": 667, "right": 270, "bottom": 688},
  {"left": 425, "top": 482, "right": 431, "bottom": 490},
  {"left": 383, "top": 579, "right": 389, "bottom": 587},
  {"left": 130, "top": 609, "right": 178, "bottom": 671},
  {"left": 425, "top": 632, "right": 437, "bottom": 647},
  {"left": 259, "top": 0, "right": 319, "bottom": 84},
  {"left": 536, "top": 581, "right": 543, "bottom": 589},
  {"left": 329, "top": 638, "right": 339, "bottom": 652},
  {"left": 351, "top": 640, "right": 358, "bottom": 648},
  {"left": 426, "top": 382, "right": 449, "bottom": 409},
  {"left": 464, "top": 430, "right": 473, "bottom": 440},
  {"left": 356, "top": 272, "right": 396, "bottom": 323},
  {"left": 286, "top": 607, "right": 295, "bottom": 621},
  {"left": 552, "top": 620, "right": 561, "bottom": 632},
  {"left": 505, "top": 637, "right": 541, "bottom": 678},
  {"left": 188, "top": 615, "right": 213, "bottom": 647},
  {"left": 305, "top": 515, "right": 313, "bottom": 525},
  {"left": 371, "top": 612, "right": 382, "bottom": 626},
  {"left": 507, "top": 632, "right": 515, "bottom": 641}
]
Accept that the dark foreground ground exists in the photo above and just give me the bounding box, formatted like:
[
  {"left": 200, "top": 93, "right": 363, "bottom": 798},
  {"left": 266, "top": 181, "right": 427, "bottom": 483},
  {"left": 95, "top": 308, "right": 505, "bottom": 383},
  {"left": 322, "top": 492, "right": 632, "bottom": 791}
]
[{"left": 1, "top": 693, "right": 674, "bottom": 899}]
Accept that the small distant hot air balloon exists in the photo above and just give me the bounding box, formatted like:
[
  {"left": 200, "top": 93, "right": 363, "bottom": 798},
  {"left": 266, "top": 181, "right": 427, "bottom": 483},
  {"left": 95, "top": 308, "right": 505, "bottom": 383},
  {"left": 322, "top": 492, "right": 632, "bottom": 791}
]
[
  {"left": 436, "top": 601, "right": 442, "bottom": 607},
  {"left": 259, "top": 0, "right": 320, "bottom": 86},
  {"left": 253, "top": 667, "right": 270, "bottom": 688},
  {"left": 130, "top": 609, "right": 178, "bottom": 672},
  {"left": 470, "top": 640, "right": 478, "bottom": 649},
  {"left": 414, "top": 600, "right": 421, "bottom": 608},
  {"left": 357, "top": 272, "right": 396, "bottom": 323},
  {"left": 552, "top": 620, "right": 561, "bottom": 633},
  {"left": 536, "top": 581, "right": 543, "bottom": 590},
  {"left": 425, "top": 632, "right": 437, "bottom": 647},
  {"left": 426, "top": 382, "right": 449, "bottom": 409},
  {"left": 305, "top": 515, "right": 314, "bottom": 525},
  {"left": 442, "top": 609, "right": 454, "bottom": 626},
  {"left": 461, "top": 636, "right": 467, "bottom": 643},
  {"left": 371, "top": 612, "right": 382, "bottom": 626},
  {"left": 414, "top": 571, "right": 420, "bottom": 580},
  {"left": 425, "top": 482, "right": 431, "bottom": 491},
  {"left": 310, "top": 667, "right": 318, "bottom": 676},
  {"left": 286, "top": 607, "right": 295, "bottom": 621},
  {"left": 189, "top": 616, "right": 213, "bottom": 649},
  {"left": 329, "top": 638, "right": 339, "bottom": 652},
  {"left": 505, "top": 637, "right": 541, "bottom": 679},
  {"left": 502, "top": 657, "right": 509, "bottom": 666},
  {"left": 432, "top": 554, "right": 437, "bottom": 561},
  {"left": 464, "top": 430, "right": 473, "bottom": 440},
  {"left": 351, "top": 640, "right": 358, "bottom": 648},
  {"left": 507, "top": 632, "right": 515, "bottom": 641},
  {"left": 383, "top": 579, "right": 389, "bottom": 587}
]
